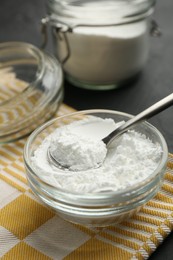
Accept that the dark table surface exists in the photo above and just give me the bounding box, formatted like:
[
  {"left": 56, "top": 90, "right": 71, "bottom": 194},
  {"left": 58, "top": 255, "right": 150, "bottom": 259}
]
[{"left": 0, "top": 0, "right": 173, "bottom": 259}]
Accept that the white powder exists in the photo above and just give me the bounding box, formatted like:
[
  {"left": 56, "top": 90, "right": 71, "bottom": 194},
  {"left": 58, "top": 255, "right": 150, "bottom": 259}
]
[
  {"left": 31, "top": 117, "right": 162, "bottom": 193},
  {"left": 59, "top": 20, "right": 149, "bottom": 85},
  {"left": 50, "top": 129, "right": 107, "bottom": 171}
]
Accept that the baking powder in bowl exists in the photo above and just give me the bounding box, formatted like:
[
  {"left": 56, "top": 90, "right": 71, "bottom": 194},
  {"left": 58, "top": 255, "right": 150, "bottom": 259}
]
[{"left": 31, "top": 117, "right": 162, "bottom": 193}]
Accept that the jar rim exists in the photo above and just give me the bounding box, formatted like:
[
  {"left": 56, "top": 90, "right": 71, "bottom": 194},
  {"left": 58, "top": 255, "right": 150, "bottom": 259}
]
[
  {"left": 47, "top": 0, "right": 156, "bottom": 27},
  {"left": 24, "top": 109, "right": 168, "bottom": 205}
]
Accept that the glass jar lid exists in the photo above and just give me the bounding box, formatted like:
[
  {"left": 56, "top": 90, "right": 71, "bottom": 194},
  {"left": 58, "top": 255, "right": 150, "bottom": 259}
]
[
  {"left": 47, "top": 0, "right": 156, "bottom": 28},
  {"left": 0, "top": 42, "right": 63, "bottom": 143}
]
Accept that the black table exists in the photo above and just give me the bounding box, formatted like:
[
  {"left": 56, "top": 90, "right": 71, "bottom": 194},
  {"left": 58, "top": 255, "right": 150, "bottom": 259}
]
[{"left": 0, "top": 0, "right": 173, "bottom": 259}]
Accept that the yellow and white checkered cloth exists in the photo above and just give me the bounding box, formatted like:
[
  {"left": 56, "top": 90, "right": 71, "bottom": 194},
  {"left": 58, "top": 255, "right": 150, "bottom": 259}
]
[
  {"left": 0, "top": 104, "right": 173, "bottom": 260},
  {"left": 1, "top": 72, "right": 173, "bottom": 259}
]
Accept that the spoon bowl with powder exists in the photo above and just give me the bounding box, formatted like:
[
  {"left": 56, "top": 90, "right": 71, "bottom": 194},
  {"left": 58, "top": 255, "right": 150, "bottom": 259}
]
[{"left": 48, "top": 93, "right": 173, "bottom": 171}]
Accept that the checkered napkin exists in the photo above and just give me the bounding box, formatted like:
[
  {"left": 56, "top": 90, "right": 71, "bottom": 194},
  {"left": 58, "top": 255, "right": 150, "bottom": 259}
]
[
  {"left": 1, "top": 72, "right": 173, "bottom": 259},
  {"left": 0, "top": 104, "right": 173, "bottom": 260}
]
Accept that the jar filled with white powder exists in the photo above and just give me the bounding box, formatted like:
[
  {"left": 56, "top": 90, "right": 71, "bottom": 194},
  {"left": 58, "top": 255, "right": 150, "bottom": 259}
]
[
  {"left": 24, "top": 110, "right": 168, "bottom": 226},
  {"left": 42, "top": 0, "right": 157, "bottom": 90}
]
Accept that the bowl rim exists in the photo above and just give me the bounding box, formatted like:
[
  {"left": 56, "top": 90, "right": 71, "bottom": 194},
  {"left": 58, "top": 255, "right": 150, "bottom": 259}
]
[{"left": 24, "top": 109, "right": 168, "bottom": 200}]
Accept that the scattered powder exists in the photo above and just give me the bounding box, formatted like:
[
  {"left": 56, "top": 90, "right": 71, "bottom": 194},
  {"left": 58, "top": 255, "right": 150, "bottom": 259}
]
[{"left": 31, "top": 116, "right": 162, "bottom": 193}]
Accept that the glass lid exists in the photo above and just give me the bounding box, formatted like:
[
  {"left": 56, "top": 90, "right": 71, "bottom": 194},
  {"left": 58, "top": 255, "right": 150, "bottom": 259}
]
[{"left": 0, "top": 42, "right": 63, "bottom": 143}]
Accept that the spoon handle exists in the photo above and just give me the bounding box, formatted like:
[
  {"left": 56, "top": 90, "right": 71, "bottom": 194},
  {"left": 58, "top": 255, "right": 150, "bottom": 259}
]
[{"left": 103, "top": 93, "right": 173, "bottom": 146}]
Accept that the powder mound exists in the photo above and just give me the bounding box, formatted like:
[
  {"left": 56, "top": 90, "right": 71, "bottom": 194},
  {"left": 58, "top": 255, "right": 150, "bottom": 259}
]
[
  {"left": 50, "top": 129, "right": 107, "bottom": 171},
  {"left": 31, "top": 117, "right": 163, "bottom": 193}
]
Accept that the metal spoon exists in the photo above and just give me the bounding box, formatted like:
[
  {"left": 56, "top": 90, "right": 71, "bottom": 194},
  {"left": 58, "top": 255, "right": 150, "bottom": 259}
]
[
  {"left": 48, "top": 93, "right": 173, "bottom": 170},
  {"left": 103, "top": 93, "right": 173, "bottom": 146}
]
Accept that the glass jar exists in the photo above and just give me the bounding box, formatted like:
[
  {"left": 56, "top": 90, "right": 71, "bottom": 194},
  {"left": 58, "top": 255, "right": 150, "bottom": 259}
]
[
  {"left": 43, "top": 0, "right": 156, "bottom": 90},
  {"left": 0, "top": 42, "right": 63, "bottom": 143}
]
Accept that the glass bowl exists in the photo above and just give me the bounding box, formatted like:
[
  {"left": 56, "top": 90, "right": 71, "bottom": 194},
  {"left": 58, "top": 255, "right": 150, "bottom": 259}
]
[
  {"left": 0, "top": 42, "right": 63, "bottom": 143},
  {"left": 24, "top": 109, "right": 168, "bottom": 227}
]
